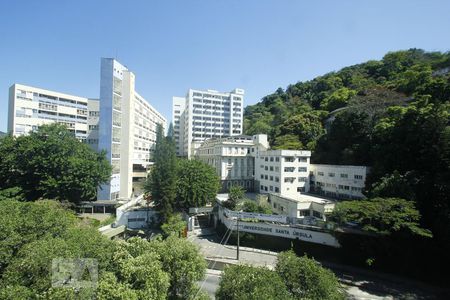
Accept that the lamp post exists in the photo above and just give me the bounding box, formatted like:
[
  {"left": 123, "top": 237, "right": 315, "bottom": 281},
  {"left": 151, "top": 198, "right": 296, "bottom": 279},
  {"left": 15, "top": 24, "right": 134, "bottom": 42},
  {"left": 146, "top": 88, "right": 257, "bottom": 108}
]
[{"left": 237, "top": 211, "right": 240, "bottom": 261}]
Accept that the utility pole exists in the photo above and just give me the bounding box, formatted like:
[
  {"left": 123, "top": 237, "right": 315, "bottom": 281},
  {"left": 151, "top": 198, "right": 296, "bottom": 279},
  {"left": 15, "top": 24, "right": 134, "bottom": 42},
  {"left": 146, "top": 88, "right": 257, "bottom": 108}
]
[{"left": 236, "top": 212, "right": 240, "bottom": 260}]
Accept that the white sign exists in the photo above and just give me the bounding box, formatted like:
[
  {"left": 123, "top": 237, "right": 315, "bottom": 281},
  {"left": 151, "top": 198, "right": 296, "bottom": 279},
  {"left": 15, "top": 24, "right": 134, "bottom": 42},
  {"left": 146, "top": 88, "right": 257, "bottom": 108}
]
[{"left": 224, "top": 208, "right": 287, "bottom": 223}]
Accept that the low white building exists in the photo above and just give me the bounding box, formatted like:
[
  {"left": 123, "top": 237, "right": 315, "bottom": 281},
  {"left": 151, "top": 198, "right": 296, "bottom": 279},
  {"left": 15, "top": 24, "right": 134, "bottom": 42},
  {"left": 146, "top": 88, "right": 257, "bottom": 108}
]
[
  {"left": 309, "top": 164, "right": 368, "bottom": 199},
  {"left": 266, "top": 193, "right": 335, "bottom": 221}
]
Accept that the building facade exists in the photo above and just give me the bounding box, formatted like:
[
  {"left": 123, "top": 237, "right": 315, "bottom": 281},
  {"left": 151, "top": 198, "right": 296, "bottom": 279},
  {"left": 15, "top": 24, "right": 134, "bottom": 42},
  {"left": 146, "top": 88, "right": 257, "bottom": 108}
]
[
  {"left": 255, "top": 150, "right": 312, "bottom": 199},
  {"left": 97, "top": 58, "right": 167, "bottom": 201},
  {"left": 196, "top": 133, "right": 369, "bottom": 202},
  {"left": 309, "top": 164, "right": 368, "bottom": 199},
  {"left": 172, "top": 88, "right": 244, "bottom": 158},
  {"left": 8, "top": 84, "right": 90, "bottom": 139},
  {"left": 195, "top": 134, "right": 269, "bottom": 191}
]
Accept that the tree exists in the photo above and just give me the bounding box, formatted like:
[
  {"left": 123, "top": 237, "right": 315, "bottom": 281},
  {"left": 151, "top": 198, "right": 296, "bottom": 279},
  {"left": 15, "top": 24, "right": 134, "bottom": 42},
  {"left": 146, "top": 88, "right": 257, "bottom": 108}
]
[
  {"left": 0, "top": 200, "right": 114, "bottom": 297},
  {"left": 272, "top": 134, "right": 303, "bottom": 150},
  {"left": 278, "top": 113, "right": 325, "bottom": 150},
  {"left": 0, "top": 124, "right": 111, "bottom": 203},
  {"left": 331, "top": 198, "right": 432, "bottom": 237},
  {"left": 240, "top": 200, "right": 272, "bottom": 214},
  {"left": 176, "top": 159, "right": 220, "bottom": 209},
  {"left": 145, "top": 124, "right": 177, "bottom": 221},
  {"left": 150, "top": 236, "right": 207, "bottom": 299},
  {"left": 223, "top": 185, "right": 245, "bottom": 210},
  {"left": 276, "top": 251, "right": 344, "bottom": 300},
  {"left": 216, "top": 264, "right": 291, "bottom": 300},
  {"left": 161, "top": 213, "right": 187, "bottom": 237}
]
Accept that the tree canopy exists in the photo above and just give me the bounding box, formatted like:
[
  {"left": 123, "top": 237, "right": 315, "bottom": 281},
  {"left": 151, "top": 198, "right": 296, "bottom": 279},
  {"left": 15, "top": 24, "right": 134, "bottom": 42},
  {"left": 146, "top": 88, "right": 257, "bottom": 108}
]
[
  {"left": 0, "top": 124, "right": 111, "bottom": 203},
  {"left": 331, "top": 197, "right": 432, "bottom": 237},
  {"left": 145, "top": 124, "right": 177, "bottom": 221},
  {"left": 216, "top": 264, "right": 292, "bottom": 300},
  {"left": 276, "top": 250, "right": 344, "bottom": 300},
  {"left": 176, "top": 159, "right": 220, "bottom": 209},
  {"left": 0, "top": 200, "right": 207, "bottom": 299}
]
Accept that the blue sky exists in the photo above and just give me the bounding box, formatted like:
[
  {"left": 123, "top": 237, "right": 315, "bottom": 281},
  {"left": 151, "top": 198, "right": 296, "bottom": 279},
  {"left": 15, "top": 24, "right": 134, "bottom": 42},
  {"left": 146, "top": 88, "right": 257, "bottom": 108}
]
[{"left": 1, "top": 0, "right": 449, "bottom": 132}]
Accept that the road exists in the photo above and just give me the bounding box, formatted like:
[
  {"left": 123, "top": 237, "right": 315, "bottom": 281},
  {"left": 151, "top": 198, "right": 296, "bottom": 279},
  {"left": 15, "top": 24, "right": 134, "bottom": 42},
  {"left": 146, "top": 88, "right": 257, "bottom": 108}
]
[{"left": 190, "top": 233, "right": 449, "bottom": 300}]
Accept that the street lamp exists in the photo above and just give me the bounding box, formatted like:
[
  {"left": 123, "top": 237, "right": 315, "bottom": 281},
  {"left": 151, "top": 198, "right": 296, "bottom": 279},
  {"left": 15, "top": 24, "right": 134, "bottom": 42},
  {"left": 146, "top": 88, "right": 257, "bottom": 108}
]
[{"left": 236, "top": 211, "right": 240, "bottom": 260}]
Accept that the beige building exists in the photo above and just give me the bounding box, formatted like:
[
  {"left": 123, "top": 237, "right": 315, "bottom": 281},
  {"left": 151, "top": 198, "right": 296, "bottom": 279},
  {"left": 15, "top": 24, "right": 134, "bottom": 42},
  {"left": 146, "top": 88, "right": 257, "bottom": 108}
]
[{"left": 8, "top": 84, "right": 91, "bottom": 140}]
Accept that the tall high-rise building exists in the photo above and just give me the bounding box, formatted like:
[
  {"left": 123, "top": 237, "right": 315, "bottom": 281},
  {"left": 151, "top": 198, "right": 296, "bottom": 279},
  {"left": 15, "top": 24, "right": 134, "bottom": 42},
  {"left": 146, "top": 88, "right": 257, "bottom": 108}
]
[
  {"left": 8, "top": 84, "right": 92, "bottom": 139},
  {"left": 172, "top": 88, "right": 244, "bottom": 158},
  {"left": 98, "top": 58, "right": 167, "bottom": 200}
]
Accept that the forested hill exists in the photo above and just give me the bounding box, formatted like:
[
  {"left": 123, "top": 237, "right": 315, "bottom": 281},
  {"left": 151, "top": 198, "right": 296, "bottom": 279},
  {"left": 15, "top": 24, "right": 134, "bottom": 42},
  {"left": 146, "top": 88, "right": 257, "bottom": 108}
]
[
  {"left": 244, "top": 48, "right": 450, "bottom": 247},
  {"left": 244, "top": 48, "right": 449, "bottom": 162}
]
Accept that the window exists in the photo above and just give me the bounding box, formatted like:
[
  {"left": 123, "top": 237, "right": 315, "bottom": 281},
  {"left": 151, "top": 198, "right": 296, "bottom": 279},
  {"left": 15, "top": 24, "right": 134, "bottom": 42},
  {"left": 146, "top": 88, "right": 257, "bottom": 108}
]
[
  {"left": 269, "top": 186, "right": 273, "bottom": 191},
  {"left": 275, "top": 177, "right": 279, "bottom": 182},
  {"left": 318, "top": 171, "right": 324, "bottom": 176},
  {"left": 299, "top": 157, "right": 307, "bottom": 162},
  {"left": 275, "top": 187, "right": 279, "bottom": 193},
  {"left": 328, "top": 173, "right": 335, "bottom": 177},
  {"left": 284, "top": 167, "right": 295, "bottom": 172},
  {"left": 270, "top": 166, "right": 274, "bottom": 171},
  {"left": 284, "top": 157, "right": 295, "bottom": 162},
  {"left": 265, "top": 157, "right": 268, "bottom": 162},
  {"left": 339, "top": 185, "right": 344, "bottom": 190},
  {"left": 340, "top": 173, "right": 348, "bottom": 178},
  {"left": 298, "top": 167, "right": 307, "bottom": 172},
  {"left": 354, "top": 175, "right": 363, "bottom": 180},
  {"left": 275, "top": 167, "right": 280, "bottom": 172},
  {"left": 298, "top": 177, "right": 307, "bottom": 182},
  {"left": 270, "top": 157, "right": 274, "bottom": 162},
  {"left": 344, "top": 186, "right": 350, "bottom": 190},
  {"left": 297, "top": 186, "right": 305, "bottom": 192},
  {"left": 299, "top": 210, "right": 309, "bottom": 217},
  {"left": 284, "top": 177, "right": 295, "bottom": 183},
  {"left": 260, "top": 185, "right": 264, "bottom": 190},
  {"left": 270, "top": 176, "right": 273, "bottom": 181},
  {"left": 260, "top": 174, "right": 264, "bottom": 179},
  {"left": 275, "top": 157, "right": 280, "bottom": 162},
  {"left": 264, "top": 175, "right": 268, "bottom": 180},
  {"left": 265, "top": 166, "right": 268, "bottom": 171}
]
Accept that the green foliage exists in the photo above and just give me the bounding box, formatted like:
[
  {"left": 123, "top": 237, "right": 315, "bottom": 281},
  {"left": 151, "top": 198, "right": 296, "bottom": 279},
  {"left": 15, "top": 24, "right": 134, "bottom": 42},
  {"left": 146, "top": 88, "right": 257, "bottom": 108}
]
[
  {"left": 0, "top": 200, "right": 208, "bottom": 299},
  {"left": 216, "top": 264, "right": 292, "bottom": 300},
  {"left": 240, "top": 200, "right": 272, "bottom": 214},
  {"left": 0, "top": 187, "right": 24, "bottom": 201},
  {"left": 223, "top": 185, "right": 245, "bottom": 210},
  {"left": 145, "top": 124, "right": 178, "bottom": 221},
  {"left": 176, "top": 159, "right": 220, "bottom": 209},
  {"left": 331, "top": 198, "right": 432, "bottom": 237},
  {"left": 272, "top": 134, "right": 303, "bottom": 150},
  {"left": 0, "top": 124, "right": 111, "bottom": 203},
  {"left": 161, "top": 213, "right": 187, "bottom": 237},
  {"left": 276, "top": 250, "right": 344, "bottom": 300},
  {"left": 149, "top": 236, "right": 207, "bottom": 298},
  {"left": 0, "top": 200, "right": 114, "bottom": 297}
]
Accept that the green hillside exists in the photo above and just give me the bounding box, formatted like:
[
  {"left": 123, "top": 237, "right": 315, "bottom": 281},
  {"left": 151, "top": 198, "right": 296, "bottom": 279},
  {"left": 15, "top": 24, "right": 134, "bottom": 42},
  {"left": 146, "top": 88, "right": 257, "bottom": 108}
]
[{"left": 244, "top": 48, "right": 450, "bottom": 251}]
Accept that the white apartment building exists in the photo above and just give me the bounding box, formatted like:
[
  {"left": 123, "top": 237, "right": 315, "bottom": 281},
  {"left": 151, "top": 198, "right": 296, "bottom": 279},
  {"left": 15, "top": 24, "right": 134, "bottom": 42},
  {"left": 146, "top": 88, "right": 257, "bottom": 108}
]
[
  {"left": 98, "top": 58, "right": 167, "bottom": 201},
  {"left": 255, "top": 150, "right": 312, "bottom": 199},
  {"left": 86, "top": 98, "right": 100, "bottom": 151},
  {"left": 172, "top": 88, "right": 244, "bottom": 158},
  {"left": 309, "top": 164, "right": 368, "bottom": 199},
  {"left": 195, "top": 134, "right": 269, "bottom": 191},
  {"left": 172, "top": 96, "right": 186, "bottom": 156},
  {"left": 8, "top": 84, "right": 90, "bottom": 139}
]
